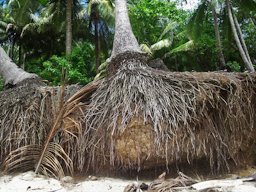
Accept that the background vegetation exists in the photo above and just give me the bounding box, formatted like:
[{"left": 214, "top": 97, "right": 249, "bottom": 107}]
[{"left": 0, "top": 0, "right": 255, "bottom": 88}]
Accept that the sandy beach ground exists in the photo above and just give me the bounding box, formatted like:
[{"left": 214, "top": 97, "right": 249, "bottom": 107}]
[
  {"left": 0, "top": 171, "right": 136, "bottom": 192},
  {"left": 1, "top": 171, "right": 256, "bottom": 192}
]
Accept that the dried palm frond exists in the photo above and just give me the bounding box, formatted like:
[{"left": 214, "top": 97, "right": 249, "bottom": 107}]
[
  {"left": 3, "top": 143, "right": 73, "bottom": 179},
  {"left": 1, "top": 81, "right": 100, "bottom": 178},
  {"left": 148, "top": 172, "right": 197, "bottom": 192}
]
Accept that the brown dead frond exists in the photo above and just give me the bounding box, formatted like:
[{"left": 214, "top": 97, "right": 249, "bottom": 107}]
[
  {"left": 0, "top": 81, "right": 100, "bottom": 177},
  {"left": 3, "top": 143, "right": 73, "bottom": 179},
  {"left": 148, "top": 172, "right": 197, "bottom": 192}
]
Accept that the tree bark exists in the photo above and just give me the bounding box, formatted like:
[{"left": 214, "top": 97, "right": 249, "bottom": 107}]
[
  {"left": 95, "top": 21, "right": 101, "bottom": 72},
  {"left": 226, "top": 0, "right": 255, "bottom": 72},
  {"left": 211, "top": 2, "right": 226, "bottom": 68},
  {"left": 0, "top": 46, "right": 37, "bottom": 86},
  {"left": 232, "top": 11, "right": 253, "bottom": 65},
  {"left": 66, "top": 0, "right": 73, "bottom": 55},
  {"left": 111, "top": 0, "right": 141, "bottom": 58}
]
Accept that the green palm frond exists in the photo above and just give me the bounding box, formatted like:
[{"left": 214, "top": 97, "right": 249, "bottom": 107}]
[
  {"left": 20, "top": 23, "right": 37, "bottom": 37},
  {"left": 98, "top": 61, "right": 108, "bottom": 71},
  {"left": 187, "top": 0, "right": 209, "bottom": 40},
  {"left": 0, "top": 29, "right": 6, "bottom": 35},
  {"left": 158, "top": 21, "right": 177, "bottom": 41},
  {"left": 150, "top": 38, "right": 173, "bottom": 52},
  {"left": 7, "top": 0, "right": 41, "bottom": 26},
  {"left": 234, "top": 0, "right": 256, "bottom": 13},
  {"left": 164, "top": 40, "right": 194, "bottom": 58},
  {"left": 0, "top": 21, "right": 7, "bottom": 29},
  {"left": 171, "top": 40, "right": 194, "bottom": 53},
  {"left": 87, "top": 0, "right": 115, "bottom": 25},
  {"left": 98, "top": 0, "right": 115, "bottom": 24},
  {"left": 140, "top": 43, "right": 153, "bottom": 55}
]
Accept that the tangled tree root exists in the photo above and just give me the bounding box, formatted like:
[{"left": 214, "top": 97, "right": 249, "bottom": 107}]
[
  {"left": 79, "top": 52, "right": 256, "bottom": 173},
  {"left": 1, "top": 53, "right": 256, "bottom": 176},
  {"left": 0, "top": 80, "right": 99, "bottom": 177}
]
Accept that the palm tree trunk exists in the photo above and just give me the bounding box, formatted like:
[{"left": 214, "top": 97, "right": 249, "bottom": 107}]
[
  {"left": 7, "top": 44, "right": 11, "bottom": 56},
  {"left": 111, "top": 0, "right": 141, "bottom": 58},
  {"left": 226, "top": 0, "right": 255, "bottom": 72},
  {"left": 0, "top": 46, "right": 37, "bottom": 86},
  {"left": 232, "top": 10, "right": 253, "bottom": 65},
  {"left": 11, "top": 39, "right": 15, "bottom": 60},
  {"left": 211, "top": 3, "right": 225, "bottom": 68},
  {"left": 95, "top": 21, "right": 100, "bottom": 72},
  {"left": 66, "top": 0, "right": 73, "bottom": 55}
]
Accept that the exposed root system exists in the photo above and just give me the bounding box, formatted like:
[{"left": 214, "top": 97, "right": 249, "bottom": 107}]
[
  {"left": 80, "top": 52, "right": 256, "bottom": 172},
  {"left": 1, "top": 53, "right": 256, "bottom": 175}
]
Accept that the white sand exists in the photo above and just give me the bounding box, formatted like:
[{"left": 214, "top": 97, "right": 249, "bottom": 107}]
[
  {"left": 0, "top": 171, "right": 135, "bottom": 192},
  {"left": 1, "top": 171, "right": 256, "bottom": 192}
]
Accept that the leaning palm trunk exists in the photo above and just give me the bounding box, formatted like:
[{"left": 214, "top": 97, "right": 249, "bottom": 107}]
[
  {"left": 211, "top": 2, "right": 225, "bottom": 68},
  {"left": 232, "top": 11, "right": 253, "bottom": 65},
  {"left": 226, "top": 0, "right": 255, "bottom": 72},
  {"left": 0, "top": 46, "right": 38, "bottom": 86}
]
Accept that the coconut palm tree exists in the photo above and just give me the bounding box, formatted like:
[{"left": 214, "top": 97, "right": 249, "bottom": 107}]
[
  {"left": 66, "top": 0, "right": 73, "bottom": 55},
  {"left": 111, "top": 0, "right": 140, "bottom": 58},
  {"left": 87, "top": 0, "right": 114, "bottom": 71},
  {"left": 188, "top": 0, "right": 226, "bottom": 68},
  {"left": 188, "top": 0, "right": 255, "bottom": 72},
  {"left": 211, "top": 0, "right": 226, "bottom": 68},
  {"left": 0, "top": 0, "right": 43, "bottom": 65},
  {"left": 0, "top": 46, "right": 38, "bottom": 86},
  {"left": 225, "top": 0, "right": 255, "bottom": 72}
]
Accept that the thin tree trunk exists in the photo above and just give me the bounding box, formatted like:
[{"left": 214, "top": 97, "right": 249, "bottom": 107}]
[
  {"left": 11, "top": 39, "right": 15, "bottom": 60},
  {"left": 18, "top": 45, "right": 22, "bottom": 67},
  {"left": 22, "top": 53, "right": 26, "bottom": 70},
  {"left": 66, "top": 0, "right": 73, "bottom": 55},
  {"left": 0, "top": 46, "right": 37, "bottom": 86},
  {"left": 211, "top": 2, "right": 226, "bottom": 68},
  {"left": 232, "top": 10, "right": 253, "bottom": 65},
  {"left": 95, "top": 21, "right": 100, "bottom": 72},
  {"left": 111, "top": 0, "right": 141, "bottom": 58},
  {"left": 7, "top": 44, "right": 11, "bottom": 56},
  {"left": 226, "top": 0, "right": 255, "bottom": 72}
]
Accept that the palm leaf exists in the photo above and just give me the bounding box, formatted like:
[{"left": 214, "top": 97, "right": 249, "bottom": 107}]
[
  {"left": 3, "top": 143, "right": 73, "bottom": 179},
  {"left": 98, "top": 0, "right": 115, "bottom": 25},
  {"left": 34, "top": 81, "right": 101, "bottom": 177},
  {"left": 0, "top": 21, "right": 7, "bottom": 28},
  {"left": 158, "top": 21, "right": 177, "bottom": 41},
  {"left": 187, "top": 0, "right": 208, "bottom": 40},
  {"left": 234, "top": 0, "right": 256, "bottom": 13},
  {"left": 8, "top": 0, "right": 40, "bottom": 26},
  {"left": 150, "top": 38, "right": 173, "bottom": 52},
  {"left": 140, "top": 43, "right": 153, "bottom": 55},
  {"left": 0, "top": 29, "right": 6, "bottom": 35},
  {"left": 164, "top": 40, "right": 194, "bottom": 58}
]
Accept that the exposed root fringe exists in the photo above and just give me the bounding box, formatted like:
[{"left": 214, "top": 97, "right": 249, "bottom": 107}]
[
  {"left": 80, "top": 56, "right": 256, "bottom": 172},
  {"left": 0, "top": 56, "right": 256, "bottom": 175},
  {"left": 0, "top": 82, "right": 99, "bottom": 177}
]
